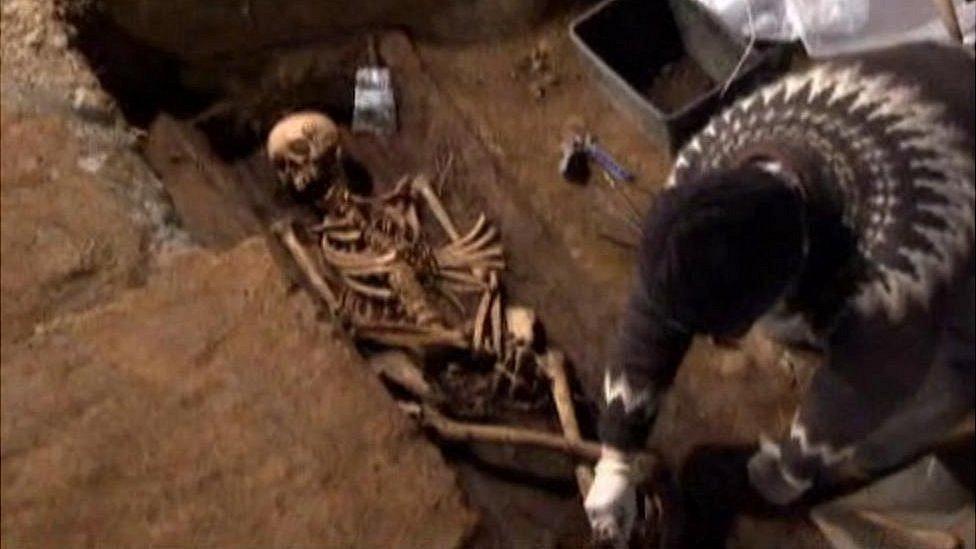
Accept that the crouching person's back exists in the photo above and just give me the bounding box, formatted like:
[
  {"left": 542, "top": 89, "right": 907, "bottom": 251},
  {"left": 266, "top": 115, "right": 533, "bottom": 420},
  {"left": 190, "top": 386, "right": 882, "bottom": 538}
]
[{"left": 585, "top": 42, "right": 975, "bottom": 547}]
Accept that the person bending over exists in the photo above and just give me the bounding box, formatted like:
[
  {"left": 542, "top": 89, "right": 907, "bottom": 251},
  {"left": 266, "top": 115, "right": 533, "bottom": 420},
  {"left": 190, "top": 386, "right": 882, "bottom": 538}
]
[{"left": 585, "top": 42, "right": 975, "bottom": 546}]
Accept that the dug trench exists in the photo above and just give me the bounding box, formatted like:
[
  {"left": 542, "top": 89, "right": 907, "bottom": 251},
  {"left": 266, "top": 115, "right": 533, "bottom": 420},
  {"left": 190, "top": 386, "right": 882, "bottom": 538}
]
[
  {"left": 59, "top": 8, "right": 825, "bottom": 547},
  {"left": 67, "top": 15, "right": 613, "bottom": 546}
]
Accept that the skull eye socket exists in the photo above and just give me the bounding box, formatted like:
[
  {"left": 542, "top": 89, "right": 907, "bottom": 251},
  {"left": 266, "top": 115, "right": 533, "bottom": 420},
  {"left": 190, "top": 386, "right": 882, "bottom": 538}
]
[
  {"left": 288, "top": 139, "right": 311, "bottom": 156},
  {"left": 272, "top": 156, "right": 290, "bottom": 171}
]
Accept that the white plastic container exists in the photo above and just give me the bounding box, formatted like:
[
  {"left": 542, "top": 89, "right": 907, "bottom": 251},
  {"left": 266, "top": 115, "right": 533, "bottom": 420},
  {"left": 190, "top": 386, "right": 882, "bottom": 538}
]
[
  {"left": 787, "top": 0, "right": 953, "bottom": 58},
  {"left": 695, "top": 0, "right": 968, "bottom": 58}
]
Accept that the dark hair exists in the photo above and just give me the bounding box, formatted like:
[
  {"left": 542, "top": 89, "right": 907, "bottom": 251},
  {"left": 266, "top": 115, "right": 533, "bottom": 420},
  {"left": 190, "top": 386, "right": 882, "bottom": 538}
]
[{"left": 638, "top": 166, "right": 807, "bottom": 336}]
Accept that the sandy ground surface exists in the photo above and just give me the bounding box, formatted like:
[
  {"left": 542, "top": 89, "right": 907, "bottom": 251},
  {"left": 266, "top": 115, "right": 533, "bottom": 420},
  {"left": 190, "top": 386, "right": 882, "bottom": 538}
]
[
  {"left": 1, "top": 2, "right": 477, "bottom": 547},
  {"left": 1, "top": 235, "right": 475, "bottom": 547},
  {"left": 0, "top": 111, "right": 151, "bottom": 346},
  {"left": 0, "top": 107, "right": 478, "bottom": 548}
]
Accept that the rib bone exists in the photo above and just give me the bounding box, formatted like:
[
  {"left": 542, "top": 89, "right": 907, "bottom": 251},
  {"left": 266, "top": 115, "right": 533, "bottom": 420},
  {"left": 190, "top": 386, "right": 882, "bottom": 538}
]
[
  {"left": 320, "top": 240, "right": 397, "bottom": 271},
  {"left": 412, "top": 175, "right": 460, "bottom": 241},
  {"left": 342, "top": 275, "right": 394, "bottom": 299}
]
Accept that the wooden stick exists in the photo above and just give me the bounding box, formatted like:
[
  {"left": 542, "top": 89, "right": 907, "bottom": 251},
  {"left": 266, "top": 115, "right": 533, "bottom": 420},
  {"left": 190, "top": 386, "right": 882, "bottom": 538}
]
[
  {"left": 419, "top": 403, "right": 660, "bottom": 475},
  {"left": 418, "top": 403, "right": 604, "bottom": 461},
  {"left": 541, "top": 350, "right": 595, "bottom": 495}
]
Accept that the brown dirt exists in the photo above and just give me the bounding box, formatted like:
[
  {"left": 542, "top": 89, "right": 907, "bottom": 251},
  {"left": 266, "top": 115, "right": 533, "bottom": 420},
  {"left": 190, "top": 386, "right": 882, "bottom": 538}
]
[
  {"left": 143, "top": 115, "right": 265, "bottom": 250},
  {"left": 3, "top": 1, "right": 830, "bottom": 546},
  {"left": 0, "top": 111, "right": 150, "bottom": 346},
  {"left": 646, "top": 56, "right": 716, "bottom": 113},
  {"left": 100, "top": 0, "right": 551, "bottom": 60},
  {"left": 2, "top": 4, "right": 478, "bottom": 546},
  {"left": 1, "top": 236, "right": 476, "bottom": 547}
]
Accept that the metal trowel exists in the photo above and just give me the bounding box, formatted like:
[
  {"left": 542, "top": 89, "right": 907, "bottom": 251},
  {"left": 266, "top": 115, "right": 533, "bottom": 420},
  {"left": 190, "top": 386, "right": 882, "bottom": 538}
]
[{"left": 352, "top": 35, "right": 397, "bottom": 135}]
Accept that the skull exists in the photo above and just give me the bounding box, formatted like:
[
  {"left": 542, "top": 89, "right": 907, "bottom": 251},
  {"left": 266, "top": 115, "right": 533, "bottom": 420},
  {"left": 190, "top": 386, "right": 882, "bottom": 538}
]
[{"left": 266, "top": 111, "right": 339, "bottom": 192}]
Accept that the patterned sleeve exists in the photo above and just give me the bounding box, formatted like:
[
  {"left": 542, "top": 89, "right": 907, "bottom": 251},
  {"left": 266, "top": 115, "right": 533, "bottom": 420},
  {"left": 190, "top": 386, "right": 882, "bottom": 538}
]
[
  {"left": 598, "top": 279, "right": 692, "bottom": 450},
  {"left": 749, "top": 281, "right": 975, "bottom": 504}
]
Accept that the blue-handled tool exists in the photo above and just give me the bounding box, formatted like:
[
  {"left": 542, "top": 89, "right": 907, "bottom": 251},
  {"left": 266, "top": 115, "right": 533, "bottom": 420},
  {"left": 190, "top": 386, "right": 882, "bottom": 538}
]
[
  {"left": 582, "top": 137, "right": 635, "bottom": 183},
  {"left": 559, "top": 132, "right": 635, "bottom": 184}
]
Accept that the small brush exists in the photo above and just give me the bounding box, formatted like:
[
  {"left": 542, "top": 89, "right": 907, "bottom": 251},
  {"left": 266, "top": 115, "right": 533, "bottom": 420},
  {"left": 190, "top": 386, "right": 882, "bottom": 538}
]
[{"left": 352, "top": 35, "right": 397, "bottom": 135}]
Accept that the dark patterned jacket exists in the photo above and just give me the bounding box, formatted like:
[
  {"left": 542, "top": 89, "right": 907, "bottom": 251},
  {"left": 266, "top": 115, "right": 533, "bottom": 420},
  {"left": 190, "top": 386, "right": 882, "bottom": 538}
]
[{"left": 600, "top": 43, "right": 974, "bottom": 500}]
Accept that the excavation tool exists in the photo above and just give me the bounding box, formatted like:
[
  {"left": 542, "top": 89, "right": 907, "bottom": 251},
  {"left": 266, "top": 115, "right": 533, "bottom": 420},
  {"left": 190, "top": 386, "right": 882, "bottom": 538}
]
[
  {"left": 560, "top": 133, "right": 635, "bottom": 184},
  {"left": 352, "top": 35, "right": 397, "bottom": 135}
]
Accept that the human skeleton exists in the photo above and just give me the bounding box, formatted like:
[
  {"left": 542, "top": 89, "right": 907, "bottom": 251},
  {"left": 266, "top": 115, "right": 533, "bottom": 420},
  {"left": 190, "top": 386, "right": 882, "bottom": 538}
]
[
  {"left": 266, "top": 110, "right": 674, "bottom": 538},
  {"left": 268, "top": 111, "right": 542, "bottom": 402}
]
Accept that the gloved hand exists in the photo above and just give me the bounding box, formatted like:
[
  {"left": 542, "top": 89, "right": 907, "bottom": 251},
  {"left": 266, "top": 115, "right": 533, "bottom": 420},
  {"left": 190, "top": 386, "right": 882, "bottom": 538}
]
[
  {"left": 747, "top": 435, "right": 811, "bottom": 506},
  {"left": 584, "top": 447, "right": 638, "bottom": 548}
]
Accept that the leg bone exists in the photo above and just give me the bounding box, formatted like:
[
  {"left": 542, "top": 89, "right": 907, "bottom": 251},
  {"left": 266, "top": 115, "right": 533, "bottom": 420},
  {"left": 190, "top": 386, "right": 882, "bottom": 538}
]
[
  {"left": 489, "top": 272, "right": 503, "bottom": 356},
  {"left": 275, "top": 221, "right": 342, "bottom": 313},
  {"left": 541, "top": 349, "right": 595, "bottom": 496},
  {"left": 357, "top": 321, "right": 468, "bottom": 350}
]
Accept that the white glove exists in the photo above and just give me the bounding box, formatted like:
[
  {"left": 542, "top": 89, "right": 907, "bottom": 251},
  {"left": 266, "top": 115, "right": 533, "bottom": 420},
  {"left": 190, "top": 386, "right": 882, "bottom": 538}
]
[
  {"left": 747, "top": 436, "right": 811, "bottom": 506},
  {"left": 584, "top": 448, "right": 638, "bottom": 548}
]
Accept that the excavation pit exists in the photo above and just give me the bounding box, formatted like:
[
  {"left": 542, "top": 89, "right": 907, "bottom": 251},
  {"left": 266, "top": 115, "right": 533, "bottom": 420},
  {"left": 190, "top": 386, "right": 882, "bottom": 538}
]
[
  {"left": 66, "top": 17, "right": 618, "bottom": 546},
  {"left": 11, "top": 4, "right": 842, "bottom": 546}
]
